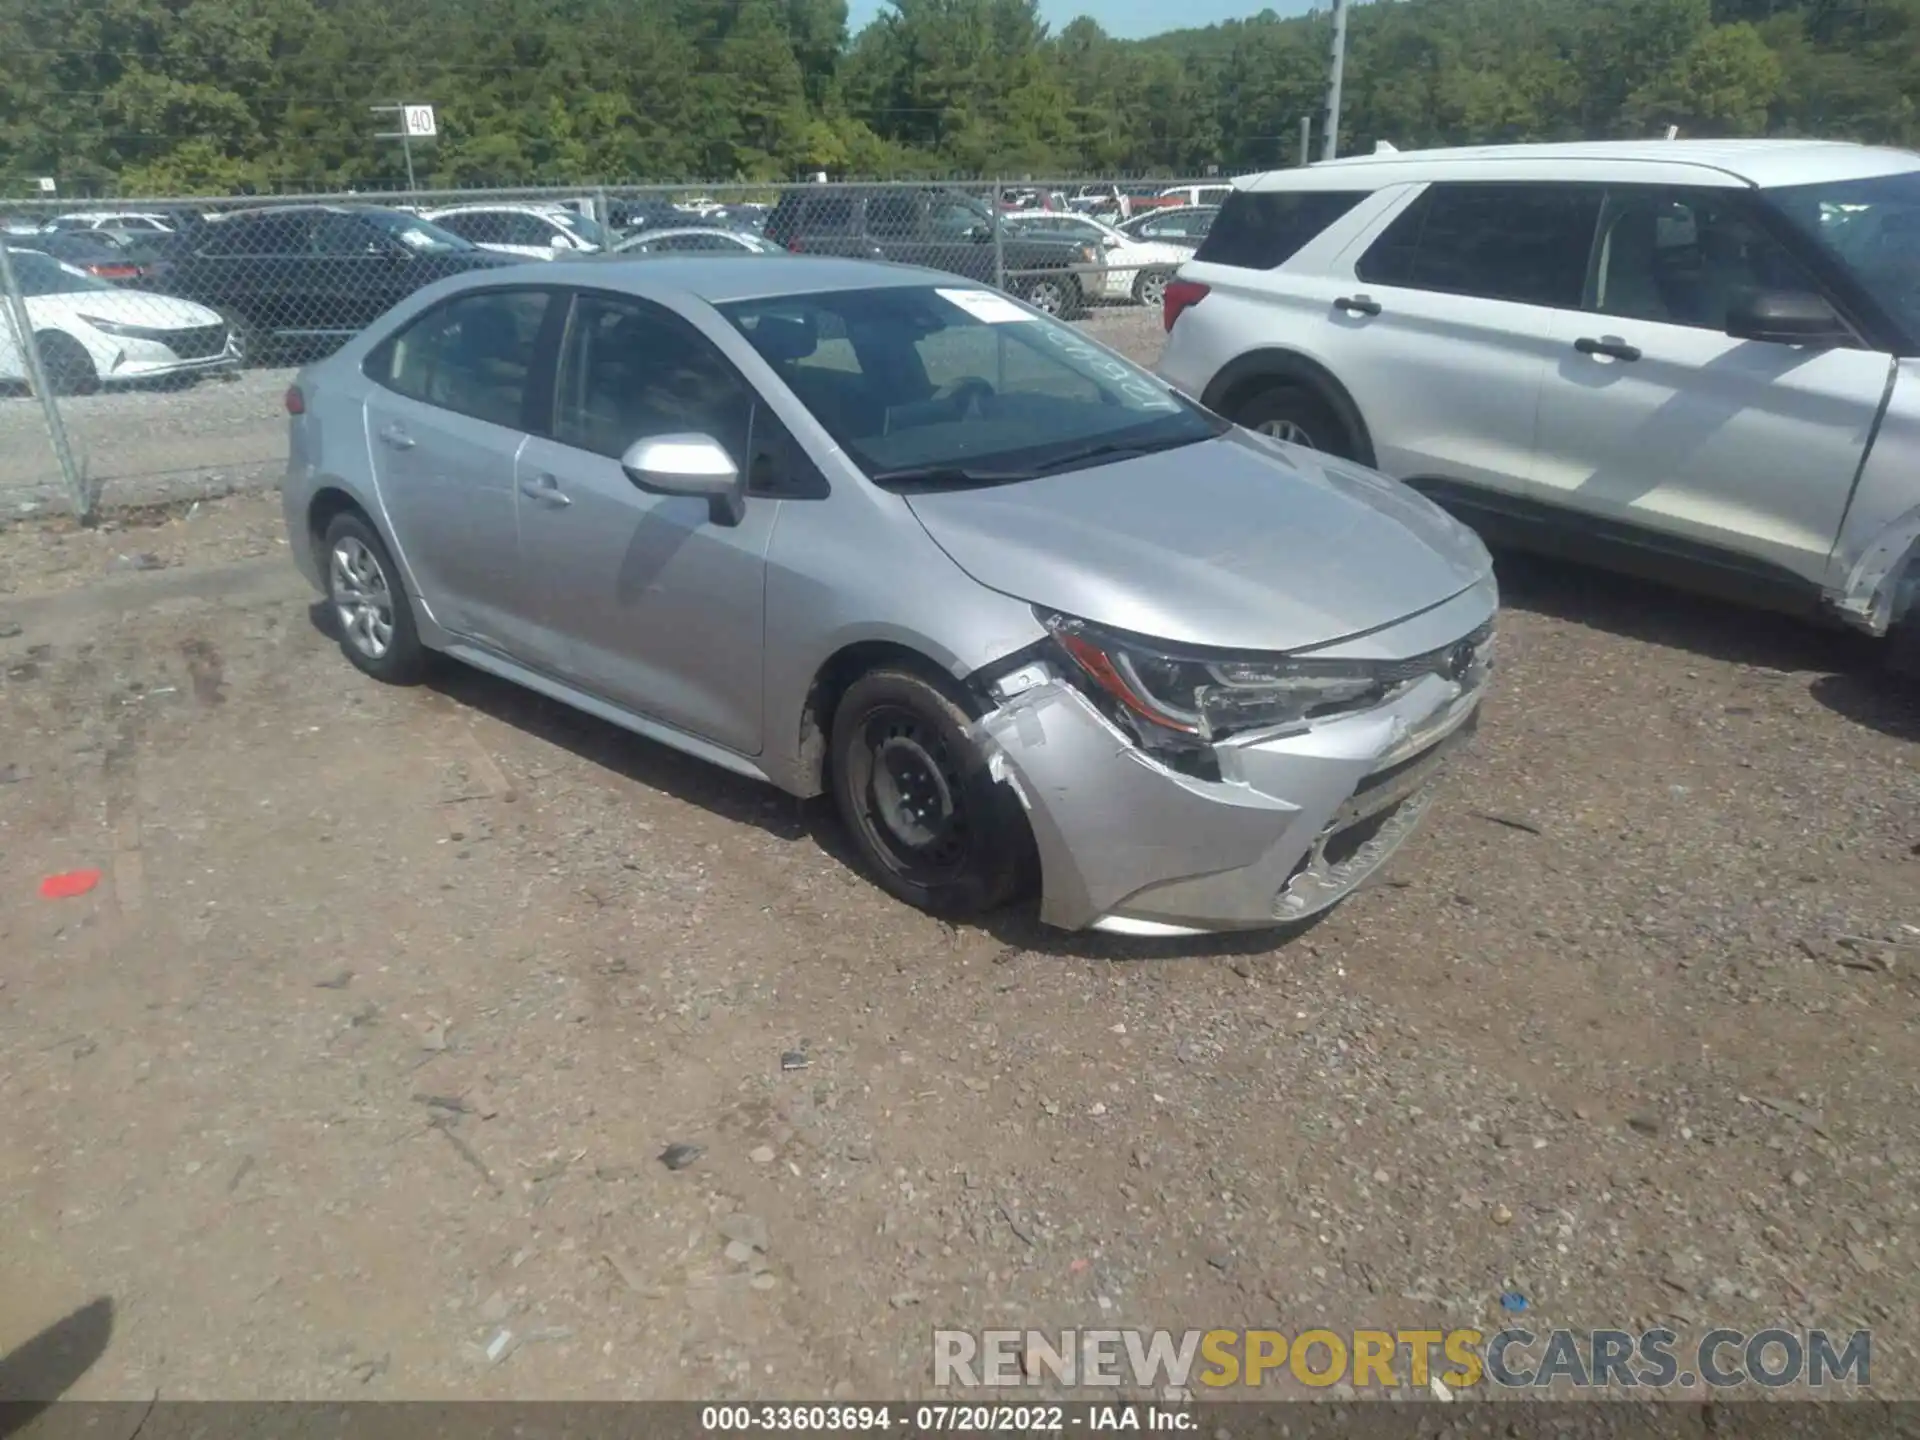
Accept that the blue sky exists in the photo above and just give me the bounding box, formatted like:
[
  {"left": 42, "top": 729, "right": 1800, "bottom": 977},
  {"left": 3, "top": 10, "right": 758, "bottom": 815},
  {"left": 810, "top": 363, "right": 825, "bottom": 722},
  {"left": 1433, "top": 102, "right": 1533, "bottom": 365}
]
[{"left": 845, "top": 0, "right": 1311, "bottom": 42}]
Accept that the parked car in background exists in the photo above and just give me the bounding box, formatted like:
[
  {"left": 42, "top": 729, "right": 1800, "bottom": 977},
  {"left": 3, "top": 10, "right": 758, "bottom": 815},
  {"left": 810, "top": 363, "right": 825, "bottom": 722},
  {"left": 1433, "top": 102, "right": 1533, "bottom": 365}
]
[
  {"left": 159, "top": 204, "right": 523, "bottom": 362},
  {"left": 1117, "top": 205, "right": 1220, "bottom": 247},
  {"left": 763, "top": 186, "right": 1101, "bottom": 315},
  {"left": 1, "top": 247, "right": 236, "bottom": 394},
  {"left": 1160, "top": 184, "right": 1235, "bottom": 209},
  {"left": 283, "top": 255, "right": 1495, "bottom": 932},
  {"left": 611, "top": 227, "right": 783, "bottom": 255},
  {"left": 1005, "top": 210, "right": 1190, "bottom": 306},
  {"left": 422, "top": 203, "right": 611, "bottom": 260},
  {"left": 1157, "top": 139, "right": 1920, "bottom": 673},
  {"left": 707, "top": 203, "right": 770, "bottom": 234},
  {"left": 43, "top": 210, "right": 179, "bottom": 235},
  {"left": 607, "top": 198, "right": 690, "bottom": 235},
  {"left": 20, "top": 229, "right": 159, "bottom": 284}
]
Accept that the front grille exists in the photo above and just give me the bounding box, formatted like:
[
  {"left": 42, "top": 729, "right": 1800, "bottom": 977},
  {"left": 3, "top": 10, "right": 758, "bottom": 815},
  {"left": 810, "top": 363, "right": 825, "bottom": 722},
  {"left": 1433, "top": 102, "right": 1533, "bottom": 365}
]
[
  {"left": 1372, "top": 618, "right": 1495, "bottom": 689},
  {"left": 164, "top": 324, "right": 229, "bottom": 360}
]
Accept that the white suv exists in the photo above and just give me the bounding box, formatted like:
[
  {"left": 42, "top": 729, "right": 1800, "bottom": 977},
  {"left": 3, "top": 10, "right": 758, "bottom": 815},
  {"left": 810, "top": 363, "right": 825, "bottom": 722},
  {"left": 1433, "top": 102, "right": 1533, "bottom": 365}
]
[{"left": 1157, "top": 140, "right": 1920, "bottom": 670}]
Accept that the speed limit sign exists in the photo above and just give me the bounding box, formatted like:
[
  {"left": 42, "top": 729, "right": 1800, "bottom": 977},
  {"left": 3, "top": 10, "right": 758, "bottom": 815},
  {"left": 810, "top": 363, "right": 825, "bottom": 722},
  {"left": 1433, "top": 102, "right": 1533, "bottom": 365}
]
[{"left": 403, "top": 105, "right": 437, "bottom": 138}]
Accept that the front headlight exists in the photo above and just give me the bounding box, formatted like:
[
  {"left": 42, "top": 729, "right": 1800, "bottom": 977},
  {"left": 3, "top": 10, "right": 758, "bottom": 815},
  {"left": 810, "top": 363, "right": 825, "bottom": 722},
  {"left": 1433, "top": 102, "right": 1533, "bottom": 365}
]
[
  {"left": 1042, "top": 613, "right": 1386, "bottom": 745},
  {"left": 77, "top": 314, "right": 147, "bottom": 338}
]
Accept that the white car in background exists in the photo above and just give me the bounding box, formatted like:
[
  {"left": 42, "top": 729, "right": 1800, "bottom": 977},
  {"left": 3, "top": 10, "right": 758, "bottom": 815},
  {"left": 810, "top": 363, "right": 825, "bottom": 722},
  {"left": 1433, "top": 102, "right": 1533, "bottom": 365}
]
[
  {"left": 1159, "top": 184, "right": 1235, "bottom": 209},
  {"left": 611, "top": 227, "right": 783, "bottom": 255},
  {"left": 1005, "top": 211, "right": 1191, "bottom": 306},
  {"left": 1, "top": 248, "right": 237, "bottom": 394},
  {"left": 420, "top": 203, "right": 611, "bottom": 260},
  {"left": 44, "top": 210, "right": 179, "bottom": 234}
]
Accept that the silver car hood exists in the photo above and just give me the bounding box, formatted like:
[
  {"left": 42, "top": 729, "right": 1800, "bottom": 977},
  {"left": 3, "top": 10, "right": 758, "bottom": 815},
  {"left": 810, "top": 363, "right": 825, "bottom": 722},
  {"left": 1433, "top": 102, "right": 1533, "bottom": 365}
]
[{"left": 903, "top": 429, "right": 1493, "bottom": 653}]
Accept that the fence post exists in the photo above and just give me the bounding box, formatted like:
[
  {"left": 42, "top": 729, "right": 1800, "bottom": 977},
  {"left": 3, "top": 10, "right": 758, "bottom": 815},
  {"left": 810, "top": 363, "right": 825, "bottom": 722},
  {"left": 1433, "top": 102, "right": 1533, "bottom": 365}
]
[
  {"left": 991, "top": 179, "right": 1006, "bottom": 294},
  {"left": 593, "top": 186, "right": 609, "bottom": 231},
  {"left": 0, "top": 243, "right": 90, "bottom": 520}
]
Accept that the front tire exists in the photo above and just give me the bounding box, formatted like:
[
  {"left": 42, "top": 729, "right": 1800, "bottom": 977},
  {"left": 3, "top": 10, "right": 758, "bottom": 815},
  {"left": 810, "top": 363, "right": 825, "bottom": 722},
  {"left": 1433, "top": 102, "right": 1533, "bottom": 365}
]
[
  {"left": 220, "top": 310, "right": 262, "bottom": 368},
  {"left": 1231, "top": 383, "right": 1351, "bottom": 458},
  {"left": 322, "top": 511, "right": 427, "bottom": 684},
  {"left": 37, "top": 333, "right": 99, "bottom": 396},
  {"left": 829, "top": 668, "right": 1034, "bottom": 918}
]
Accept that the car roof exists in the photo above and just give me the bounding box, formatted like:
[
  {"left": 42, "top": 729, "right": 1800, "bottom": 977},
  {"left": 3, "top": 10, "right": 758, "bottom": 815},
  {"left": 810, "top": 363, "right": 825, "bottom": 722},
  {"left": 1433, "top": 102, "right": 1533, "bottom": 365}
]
[
  {"left": 533, "top": 254, "right": 968, "bottom": 303},
  {"left": 1245, "top": 139, "right": 1920, "bottom": 191}
]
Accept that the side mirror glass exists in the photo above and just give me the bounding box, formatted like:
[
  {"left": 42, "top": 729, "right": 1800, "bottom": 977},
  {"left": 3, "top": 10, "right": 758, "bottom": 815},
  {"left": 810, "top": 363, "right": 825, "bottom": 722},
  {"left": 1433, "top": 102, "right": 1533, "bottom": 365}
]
[
  {"left": 549, "top": 233, "right": 570, "bottom": 250},
  {"left": 620, "top": 433, "right": 745, "bottom": 525},
  {"left": 1725, "top": 289, "right": 1849, "bottom": 347}
]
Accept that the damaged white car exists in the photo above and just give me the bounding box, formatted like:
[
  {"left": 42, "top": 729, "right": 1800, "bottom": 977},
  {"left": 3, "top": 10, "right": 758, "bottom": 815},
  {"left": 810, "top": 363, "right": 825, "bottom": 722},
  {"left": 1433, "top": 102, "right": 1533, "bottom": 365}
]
[{"left": 282, "top": 256, "right": 1495, "bottom": 934}]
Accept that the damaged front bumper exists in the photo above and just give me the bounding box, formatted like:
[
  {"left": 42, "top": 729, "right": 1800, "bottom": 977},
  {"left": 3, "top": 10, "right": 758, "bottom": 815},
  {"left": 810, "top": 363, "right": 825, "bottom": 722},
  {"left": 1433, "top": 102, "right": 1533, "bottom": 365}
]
[{"left": 973, "top": 601, "right": 1493, "bottom": 935}]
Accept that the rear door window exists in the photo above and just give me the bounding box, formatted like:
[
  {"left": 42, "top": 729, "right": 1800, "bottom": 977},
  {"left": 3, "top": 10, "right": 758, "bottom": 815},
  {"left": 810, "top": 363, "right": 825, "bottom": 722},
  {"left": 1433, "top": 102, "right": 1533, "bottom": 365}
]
[
  {"left": 1357, "top": 183, "right": 1604, "bottom": 309},
  {"left": 375, "top": 289, "right": 552, "bottom": 426},
  {"left": 1195, "top": 190, "right": 1367, "bottom": 269}
]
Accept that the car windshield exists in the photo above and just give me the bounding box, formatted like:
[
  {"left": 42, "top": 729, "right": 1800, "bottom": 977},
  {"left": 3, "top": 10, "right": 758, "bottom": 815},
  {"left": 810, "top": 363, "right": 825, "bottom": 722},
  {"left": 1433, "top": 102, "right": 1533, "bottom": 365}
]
[
  {"left": 359, "top": 209, "right": 475, "bottom": 253},
  {"left": 1764, "top": 170, "right": 1920, "bottom": 343},
  {"left": 7, "top": 248, "right": 115, "bottom": 295},
  {"left": 720, "top": 284, "right": 1226, "bottom": 485},
  {"left": 552, "top": 211, "right": 611, "bottom": 247}
]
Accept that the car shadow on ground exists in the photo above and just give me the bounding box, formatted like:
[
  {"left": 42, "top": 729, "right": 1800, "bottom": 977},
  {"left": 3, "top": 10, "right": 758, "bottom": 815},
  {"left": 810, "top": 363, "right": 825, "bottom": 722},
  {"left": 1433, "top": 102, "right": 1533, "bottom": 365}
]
[
  {"left": 308, "top": 603, "right": 1325, "bottom": 963},
  {"left": 1491, "top": 549, "right": 1918, "bottom": 741},
  {"left": 0, "top": 1296, "right": 114, "bottom": 1422}
]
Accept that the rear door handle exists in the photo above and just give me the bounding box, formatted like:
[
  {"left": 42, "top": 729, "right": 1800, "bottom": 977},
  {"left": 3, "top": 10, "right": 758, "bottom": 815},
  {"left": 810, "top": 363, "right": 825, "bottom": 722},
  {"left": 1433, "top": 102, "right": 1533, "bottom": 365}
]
[
  {"left": 518, "top": 473, "right": 571, "bottom": 507},
  {"left": 376, "top": 423, "right": 415, "bottom": 450},
  {"left": 1334, "top": 294, "right": 1382, "bottom": 317},
  {"left": 1575, "top": 336, "right": 1642, "bottom": 362}
]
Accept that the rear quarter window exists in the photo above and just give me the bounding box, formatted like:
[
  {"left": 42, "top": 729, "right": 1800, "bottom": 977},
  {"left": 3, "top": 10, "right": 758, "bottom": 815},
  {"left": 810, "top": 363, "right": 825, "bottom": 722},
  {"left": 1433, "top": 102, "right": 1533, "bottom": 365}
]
[{"left": 1194, "top": 190, "right": 1368, "bottom": 270}]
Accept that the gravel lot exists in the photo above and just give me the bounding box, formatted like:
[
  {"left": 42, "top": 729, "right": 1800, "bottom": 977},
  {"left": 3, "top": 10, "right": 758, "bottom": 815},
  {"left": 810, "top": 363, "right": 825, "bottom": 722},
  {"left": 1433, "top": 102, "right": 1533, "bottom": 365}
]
[{"left": 0, "top": 303, "right": 1916, "bottom": 1405}]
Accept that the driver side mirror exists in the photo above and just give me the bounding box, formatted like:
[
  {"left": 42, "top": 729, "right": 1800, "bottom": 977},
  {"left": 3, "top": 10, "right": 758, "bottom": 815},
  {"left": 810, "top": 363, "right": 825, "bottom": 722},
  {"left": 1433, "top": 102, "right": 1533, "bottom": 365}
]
[
  {"left": 1725, "top": 289, "right": 1850, "bottom": 347},
  {"left": 620, "top": 433, "right": 745, "bottom": 526},
  {"left": 966, "top": 223, "right": 993, "bottom": 243},
  {"left": 549, "top": 234, "right": 570, "bottom": 251}
]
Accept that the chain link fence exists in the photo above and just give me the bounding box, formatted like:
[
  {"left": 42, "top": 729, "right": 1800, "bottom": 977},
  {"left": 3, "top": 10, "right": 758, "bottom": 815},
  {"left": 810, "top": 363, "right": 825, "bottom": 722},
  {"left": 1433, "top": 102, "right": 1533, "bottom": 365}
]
[{"left": 0, "top": 175, "right": 1223, "bottom": 517}]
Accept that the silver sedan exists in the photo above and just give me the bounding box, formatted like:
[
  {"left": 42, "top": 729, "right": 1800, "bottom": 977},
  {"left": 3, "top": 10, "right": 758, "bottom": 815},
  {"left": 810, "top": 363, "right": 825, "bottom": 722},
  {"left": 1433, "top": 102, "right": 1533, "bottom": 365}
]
[{"left": 281, "top": 256, "right": 1496, "bottom": 934}]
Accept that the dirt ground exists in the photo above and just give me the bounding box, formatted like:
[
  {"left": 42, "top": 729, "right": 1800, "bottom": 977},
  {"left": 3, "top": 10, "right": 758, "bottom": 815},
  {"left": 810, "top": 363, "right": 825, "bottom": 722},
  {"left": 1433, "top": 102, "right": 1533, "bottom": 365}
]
[{"left": 0, "top": 313, "right": 1916, "bottom": 1405}]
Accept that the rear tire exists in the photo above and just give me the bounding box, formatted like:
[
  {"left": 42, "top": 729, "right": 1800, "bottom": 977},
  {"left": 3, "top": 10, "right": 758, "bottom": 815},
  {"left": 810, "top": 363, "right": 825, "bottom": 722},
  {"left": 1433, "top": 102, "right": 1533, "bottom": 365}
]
[
  {"left": 322, "top": 511, "right": 428, "bottom": 685},
  {"left": 1020, "top": 273, "right": 1081, "bottom": 319},
  {"left": 1231, "top": 383, "right": 1352, "bottom": 457},
  {"left": 829, "top": 667, "right": 1034, "bottom": 918},
  {"left": 37, "top": 333, "right": 99, "bottom": 396},
  {"left": 1886, "top": 617, "right": 1920, "bottom": 682},
  {"left": 1132, "top": 268, "right": 1172, "bottom": 308}
]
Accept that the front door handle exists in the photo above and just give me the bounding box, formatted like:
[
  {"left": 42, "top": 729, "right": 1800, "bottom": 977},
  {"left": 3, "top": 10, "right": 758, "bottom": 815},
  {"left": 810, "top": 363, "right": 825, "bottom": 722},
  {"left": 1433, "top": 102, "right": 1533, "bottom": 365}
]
[
  {"left": 518, "top": 473, "right": 571, "bottom": 507},
  {"left": 1574, "top": 336, "right": 1642, "bottom": 362},
  {"left": 1334, "top": 294, "right": 1382, "bottom": 317},
  {"left": 377, "top": 422, "right": 415, "bottom": 450}
]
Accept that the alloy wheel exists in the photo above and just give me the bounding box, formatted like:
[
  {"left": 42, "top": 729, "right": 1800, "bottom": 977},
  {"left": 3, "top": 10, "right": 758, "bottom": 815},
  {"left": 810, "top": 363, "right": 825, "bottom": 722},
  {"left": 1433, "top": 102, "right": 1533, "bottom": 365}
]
[{"left": 330, "top": 536, "right": 395, "bottom": 660}]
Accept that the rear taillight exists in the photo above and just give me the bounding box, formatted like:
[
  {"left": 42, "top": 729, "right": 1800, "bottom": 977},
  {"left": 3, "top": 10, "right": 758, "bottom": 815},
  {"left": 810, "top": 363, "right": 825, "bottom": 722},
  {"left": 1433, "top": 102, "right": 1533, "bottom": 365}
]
[
  {"left": 1163, "top": 279, "right": 1209, "bottom": 332},
  {"left": 284, "top": 385, "right": 305, "bottom": 416},
  {"left": 785, "top": 238, "right": 804, "bottom": 252},
  {"left": 89, "top": 263, "right": 141, "bottom": 280}
]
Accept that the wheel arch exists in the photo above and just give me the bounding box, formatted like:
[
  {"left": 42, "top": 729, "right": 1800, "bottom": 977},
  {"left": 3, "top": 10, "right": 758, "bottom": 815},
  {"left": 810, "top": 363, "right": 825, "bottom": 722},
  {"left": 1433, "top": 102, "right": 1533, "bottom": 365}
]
[
  {"left": 1201, "top": 348, "right": 1377, "bottom": 469},
  {"left": 791, "top": 636, "right": 985, "bottom": 798}
]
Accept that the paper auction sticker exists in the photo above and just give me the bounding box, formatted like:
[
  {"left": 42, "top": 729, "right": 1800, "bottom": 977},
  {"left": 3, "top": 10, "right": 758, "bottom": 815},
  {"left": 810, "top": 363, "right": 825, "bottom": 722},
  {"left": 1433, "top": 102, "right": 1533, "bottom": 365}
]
[{"left": 936, "top": 288, "right": 1034, "bottom": 323}]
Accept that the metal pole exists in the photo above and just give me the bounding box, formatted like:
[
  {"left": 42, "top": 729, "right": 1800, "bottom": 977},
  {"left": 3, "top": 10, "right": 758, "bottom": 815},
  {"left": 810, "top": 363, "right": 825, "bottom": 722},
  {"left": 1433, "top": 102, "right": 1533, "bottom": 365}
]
[
  {"left": 1322, "top": 0, "right": 1348, "bottom": 163},
  {"left": 991, "top": 179, "right": 1006, "bottom": 294},
  {"left": 400, "top": 127, "right": 418, "bottom": 194},
  {"left": 0, "top": 242, "right": 90, "bottom": 518},
  {"left": 1300, "top": 115, "right": 1313, "bottom": 167}
]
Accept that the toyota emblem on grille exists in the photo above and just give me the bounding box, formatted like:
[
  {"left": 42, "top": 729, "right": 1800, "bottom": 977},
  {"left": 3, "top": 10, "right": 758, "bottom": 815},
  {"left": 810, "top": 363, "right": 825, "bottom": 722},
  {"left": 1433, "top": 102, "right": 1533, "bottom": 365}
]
[{"left": 1442, "top": 642, "right": 1475, "bottom": 681}]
